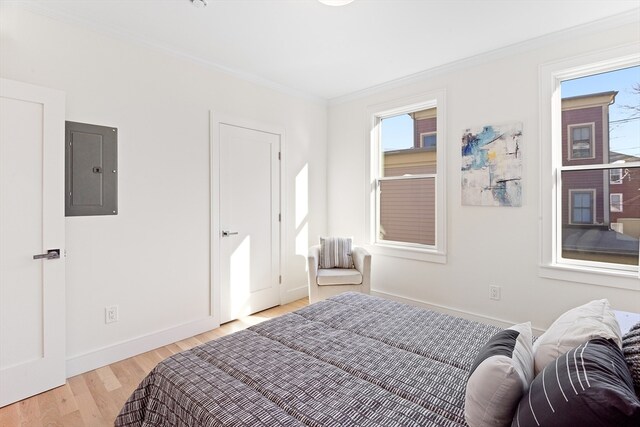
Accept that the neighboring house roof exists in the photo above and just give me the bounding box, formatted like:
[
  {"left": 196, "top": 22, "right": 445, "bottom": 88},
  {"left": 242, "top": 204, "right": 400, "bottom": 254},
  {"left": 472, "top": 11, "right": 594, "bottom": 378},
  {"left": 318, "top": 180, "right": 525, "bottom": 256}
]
[
  {"left": 563, "top": 227, "right": 639, "bottom": 256},
  {"left": 561, "top": 91, "right": 618, "bottom": 110},
  {"left": 610, "top": 150, "right": 640, "bottom": 163}
]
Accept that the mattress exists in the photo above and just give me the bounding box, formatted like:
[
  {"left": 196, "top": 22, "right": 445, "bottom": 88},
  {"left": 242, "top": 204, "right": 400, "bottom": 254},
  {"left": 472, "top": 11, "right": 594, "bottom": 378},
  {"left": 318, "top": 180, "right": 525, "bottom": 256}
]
[{"left": 115, "top": 292, "right": 500, "bottom": 426}]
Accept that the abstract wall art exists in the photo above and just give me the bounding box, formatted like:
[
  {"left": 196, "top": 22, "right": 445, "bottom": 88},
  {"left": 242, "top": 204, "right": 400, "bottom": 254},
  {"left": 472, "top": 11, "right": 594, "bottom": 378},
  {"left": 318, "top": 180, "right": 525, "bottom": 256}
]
[{"left": 461, "top": 122, "right": 522, "bottom": 207}]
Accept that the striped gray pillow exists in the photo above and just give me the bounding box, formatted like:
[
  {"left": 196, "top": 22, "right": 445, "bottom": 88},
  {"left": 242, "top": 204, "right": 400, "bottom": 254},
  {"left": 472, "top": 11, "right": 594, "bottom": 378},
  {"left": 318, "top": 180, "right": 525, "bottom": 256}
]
[
  {"left": 319, "top": 237, "right": 353, "bottom": 269},
  {"left": 511, "top": 338, "right": 640, "bottom": 427},
  {"left": 622, "top": 322, "right": 640, "bottom": 390}
]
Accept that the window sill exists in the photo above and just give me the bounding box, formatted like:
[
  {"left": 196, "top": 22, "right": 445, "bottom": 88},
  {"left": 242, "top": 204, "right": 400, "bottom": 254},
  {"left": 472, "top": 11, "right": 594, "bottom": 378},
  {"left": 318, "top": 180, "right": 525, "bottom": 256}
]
[
  {"left": 367, "top": 243, "right": 447, "bottom": 264},
  {"left": 539, "top": 263, "right": 639, "bottom": 291}
]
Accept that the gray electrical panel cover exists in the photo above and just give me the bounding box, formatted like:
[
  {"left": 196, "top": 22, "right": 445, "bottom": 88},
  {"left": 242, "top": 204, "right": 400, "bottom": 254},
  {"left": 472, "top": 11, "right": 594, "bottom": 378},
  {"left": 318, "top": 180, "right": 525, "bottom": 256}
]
[{"left": 65, "top": 121, "right": 118, "bottom": 216}]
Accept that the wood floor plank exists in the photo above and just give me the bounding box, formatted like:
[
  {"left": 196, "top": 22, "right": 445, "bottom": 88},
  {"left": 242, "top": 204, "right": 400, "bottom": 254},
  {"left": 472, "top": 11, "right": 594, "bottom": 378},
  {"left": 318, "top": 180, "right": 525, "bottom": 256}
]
[
  {"left": 0, "top": 297, "right": 308, "bottom": 426},
  {"left": 83, "top": 370, "right": 123, "bottom": 422},
  {"left": 52, "top": 383, "right": 79, "bottom": 416},
  {"left": 36, "top": 389, "right": 62, "bottom": 427},
  {"left": 95, "top": 366, "right": 122, "bottom": 392},
  {"left": 16, "top": 396, "right": 41, "bottom": 427},
  {"left": 60, "top": 410, "right": 85, "bottom": 427},
  {"left": 72, "top": 391, "right": 107, "bottom": 427},
  {"left": 0, "top": 402, "right": 20, "bottom": 427},
  {"left": 67, "top": 375, "right": 90, "bottom": 397}
]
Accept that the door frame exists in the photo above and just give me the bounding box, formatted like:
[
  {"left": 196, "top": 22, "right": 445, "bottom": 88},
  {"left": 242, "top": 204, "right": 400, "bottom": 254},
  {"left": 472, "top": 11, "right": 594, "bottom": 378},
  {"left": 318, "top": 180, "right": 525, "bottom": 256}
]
[
  {"left": 0, "top": 78, "right": 66, "bottom": 407},
  {"left": 209, "top": 112, "right": 284, "bottom": 326}
]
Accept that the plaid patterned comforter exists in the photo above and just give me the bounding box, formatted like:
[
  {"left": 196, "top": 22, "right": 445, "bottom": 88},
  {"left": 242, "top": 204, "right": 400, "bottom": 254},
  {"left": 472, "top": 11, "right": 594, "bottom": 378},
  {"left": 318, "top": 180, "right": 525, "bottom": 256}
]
[{"left": 115, "top": 293, "right": 500, "bottom": 426}]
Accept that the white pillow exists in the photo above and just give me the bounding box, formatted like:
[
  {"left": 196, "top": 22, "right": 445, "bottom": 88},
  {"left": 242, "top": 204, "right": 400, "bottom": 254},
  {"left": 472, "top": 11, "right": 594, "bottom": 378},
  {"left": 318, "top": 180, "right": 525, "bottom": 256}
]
[
  {"left": 532, "top": 299, "right": 622, "bottom": 376},
  {"left": 464, "top": 322, "right": 534, "bottom": 427}
]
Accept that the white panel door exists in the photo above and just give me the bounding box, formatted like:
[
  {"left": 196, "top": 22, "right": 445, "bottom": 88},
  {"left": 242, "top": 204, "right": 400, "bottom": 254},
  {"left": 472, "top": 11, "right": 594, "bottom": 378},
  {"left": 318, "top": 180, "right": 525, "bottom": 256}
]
[
  {"left": 219, "top": 123, "right": 280, "bottom": 324},
  {"left": 0, "top": 79, "right": 65, "bottom": 407}
]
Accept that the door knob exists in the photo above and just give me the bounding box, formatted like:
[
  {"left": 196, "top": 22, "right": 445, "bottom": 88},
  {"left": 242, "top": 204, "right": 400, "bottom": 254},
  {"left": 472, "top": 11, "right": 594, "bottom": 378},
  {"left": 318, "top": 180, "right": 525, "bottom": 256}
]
[
  {"left": 222, "top": 230, "right": 239, "bottom": 237},
  {"left": 33, "top": 249, "right": 60, "bottom": 260}
]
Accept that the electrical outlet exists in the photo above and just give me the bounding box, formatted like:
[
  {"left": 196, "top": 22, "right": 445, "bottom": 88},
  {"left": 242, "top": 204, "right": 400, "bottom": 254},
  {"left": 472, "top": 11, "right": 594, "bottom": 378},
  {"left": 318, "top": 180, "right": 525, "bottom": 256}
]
[
  {"left": 105, "top": 305, "right": 119, "bottom": 324},
  {"left": 489, "top": 285, "right": 501, "bottom": 301}
]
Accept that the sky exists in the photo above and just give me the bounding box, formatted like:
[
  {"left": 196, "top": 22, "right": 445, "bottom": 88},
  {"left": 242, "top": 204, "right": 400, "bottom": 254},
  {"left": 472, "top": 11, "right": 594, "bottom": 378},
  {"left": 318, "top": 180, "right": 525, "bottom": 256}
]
[
  {"left": 381, "top": 65, "right": 640, "bottom": 157},
  {"left": 381, "top": 113, "right": 413, "bottom": 152}
]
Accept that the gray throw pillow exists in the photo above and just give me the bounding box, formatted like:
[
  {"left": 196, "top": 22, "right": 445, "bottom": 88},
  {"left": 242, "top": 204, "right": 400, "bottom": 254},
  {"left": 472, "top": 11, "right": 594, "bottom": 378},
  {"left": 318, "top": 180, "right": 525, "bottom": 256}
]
[
  {"left": 464, "top": 322, "right": 534, "bottom": 427},
  {"left": 512, "top": 338, "right": 640, "bottom": 427},
  {"left": 622, "top": 322, "right": 640, "bottom": 392}
]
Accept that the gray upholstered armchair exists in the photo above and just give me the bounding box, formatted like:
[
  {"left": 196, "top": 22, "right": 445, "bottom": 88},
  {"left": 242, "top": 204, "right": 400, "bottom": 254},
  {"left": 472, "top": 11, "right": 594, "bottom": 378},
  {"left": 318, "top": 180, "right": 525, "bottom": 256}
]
[{"left": 307, "top": 245, "right": 371, "bottom": 304}]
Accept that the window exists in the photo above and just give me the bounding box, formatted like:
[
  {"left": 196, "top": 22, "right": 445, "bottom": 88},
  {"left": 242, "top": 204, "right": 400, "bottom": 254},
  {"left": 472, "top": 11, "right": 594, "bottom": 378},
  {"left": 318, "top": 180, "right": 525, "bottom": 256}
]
[
  {"left": 569, "top": 190, "right": 594, "bottom": 224},
  {"left": 366, "top": 91, "right": 446, "bottom": 262},
  {"left": 610, "top": 193, "right": 623, "bottom": 212},
  {"left": 610, "top": 168, "right": 623, "bottom": 184},
  {"left": 420, "top": 132, "right": 437, "bottom": 150},
  {"left": 540, "top": 48, "right": 640, "bottom": 288},
  {"left": 568, "top": 124, "right": 594, "bottom": 159},
  {"left": 379, "top": 109, "right": 436, "bottom": 246}
]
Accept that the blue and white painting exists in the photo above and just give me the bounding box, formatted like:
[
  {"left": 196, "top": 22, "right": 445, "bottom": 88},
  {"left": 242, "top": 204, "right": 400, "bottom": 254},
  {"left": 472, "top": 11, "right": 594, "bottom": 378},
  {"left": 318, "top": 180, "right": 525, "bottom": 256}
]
[{"left": 461, "top": 122, "right": 522, "bottom": 206}]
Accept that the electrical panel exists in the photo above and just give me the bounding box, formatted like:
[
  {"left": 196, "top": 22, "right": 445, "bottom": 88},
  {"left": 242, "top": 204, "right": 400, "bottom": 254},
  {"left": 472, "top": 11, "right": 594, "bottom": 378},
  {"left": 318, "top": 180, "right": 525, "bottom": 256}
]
[{"left": 65, "top": 121, "right": 118, "bottom": 216}]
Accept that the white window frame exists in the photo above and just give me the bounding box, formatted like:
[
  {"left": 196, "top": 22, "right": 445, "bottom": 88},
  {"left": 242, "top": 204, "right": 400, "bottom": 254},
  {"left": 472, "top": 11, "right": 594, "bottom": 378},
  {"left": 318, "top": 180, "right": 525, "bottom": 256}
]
[
  {"left": 539, "top": 44, "right": 640, "bottom": 289},
  {"left": 610, "top": 168, "right": 623, "bottom": 184},
  {"left": 568, "top": 189, "right": 596, "bottom": 225},
  {"left": 610, "top": 193, "right": 623, "bottom": 213},
  {"left": 567, "top": 123, "right": 595, "bottom": 160},
  {"left": 365, "top": 90, "right": 447, "bottom": 263}
]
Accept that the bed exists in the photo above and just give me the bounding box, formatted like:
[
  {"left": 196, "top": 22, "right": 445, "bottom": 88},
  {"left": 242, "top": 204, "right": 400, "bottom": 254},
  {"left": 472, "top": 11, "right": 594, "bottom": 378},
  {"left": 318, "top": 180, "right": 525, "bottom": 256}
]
[{"left": 115, "top": 292, "right": 501, "bottom": 427}]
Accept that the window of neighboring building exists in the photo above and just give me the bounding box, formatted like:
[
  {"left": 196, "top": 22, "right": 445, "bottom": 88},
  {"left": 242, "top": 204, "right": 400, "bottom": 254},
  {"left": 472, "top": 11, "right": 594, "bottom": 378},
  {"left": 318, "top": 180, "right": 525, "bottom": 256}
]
[
  {"left": 610, "top": 168, "right": 623, "bottom": 184},
  {"left": 420, "top": 132, "right": 437, "bottom": 150},
  {"left": 569, "top": 190, "right": 595, "bottom": 224},
  {"left": 610, "top": 193, "right": 623, "bottom": 212},
  {"left": 540, "top": 50, "right": 640, "bottom": 288},
  {"left": 367, "top": 91, "right": 446, "bottom": 263},
  {"left": 568, "top": 124, "right": 594, "bottom": 159}
]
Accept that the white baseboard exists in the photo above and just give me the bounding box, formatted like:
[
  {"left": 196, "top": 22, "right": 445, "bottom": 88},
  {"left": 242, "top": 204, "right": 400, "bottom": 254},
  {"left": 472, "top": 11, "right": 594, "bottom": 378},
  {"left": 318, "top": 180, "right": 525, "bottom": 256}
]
[
  {"left": 66, "top": 316, "right": 218, "bottom": 377},
  {"left": 371, "top": 290, "right": 546, "bottom": 335},
  {"left": 281, "top": 284, "right": 308, "bottom": 304}
]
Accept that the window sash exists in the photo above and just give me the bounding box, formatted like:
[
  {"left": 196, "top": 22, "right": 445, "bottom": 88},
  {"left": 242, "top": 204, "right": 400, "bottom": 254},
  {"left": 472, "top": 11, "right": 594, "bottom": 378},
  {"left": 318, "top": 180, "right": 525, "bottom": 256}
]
[
  {"left": 556, "top": 166, "right": 639, "bottom": 273},
  {"left": 569, "top": 191, "right": 594, "bottom": 224},
  {"left": 610, "top": 168, "right": 623, "bottom": 184},
  {"left": 610, "top": 193, "right": 623, "bottom": 212},
  {"left": 568, "top": 124, "right": 594, "bottom": 159},
  {"left": 420, "top": 132, "right": 437, "bottom": 150},
  {"left": 539, "top": 44, "right": 640, "bottom": 287}
]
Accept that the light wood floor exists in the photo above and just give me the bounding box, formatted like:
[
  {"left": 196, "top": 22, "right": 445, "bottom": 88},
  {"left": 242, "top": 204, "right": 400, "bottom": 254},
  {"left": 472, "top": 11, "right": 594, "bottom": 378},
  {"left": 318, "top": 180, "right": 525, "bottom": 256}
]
[{"left": 0, "top": 298, "right": 309, "bottom": 427}]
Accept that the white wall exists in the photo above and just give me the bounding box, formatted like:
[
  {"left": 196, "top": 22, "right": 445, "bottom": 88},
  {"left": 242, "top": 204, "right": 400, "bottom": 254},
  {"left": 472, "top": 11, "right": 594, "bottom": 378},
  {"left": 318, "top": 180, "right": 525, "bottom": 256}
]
[
  {"left": 0, "top": 6, "right": 326, "bottom": 374},
  {"left": 327, "top": 17, "right": 640, "bottom": 333}
]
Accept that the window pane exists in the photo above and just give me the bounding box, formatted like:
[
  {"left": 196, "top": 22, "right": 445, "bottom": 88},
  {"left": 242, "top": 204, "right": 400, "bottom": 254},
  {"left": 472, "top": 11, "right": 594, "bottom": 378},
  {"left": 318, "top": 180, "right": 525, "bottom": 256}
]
[
  {"left": 561, "top": 169, "right": 639, "bottom": 266},
  {"left": 380, "top": 108, "right": 437, "bottom": 177},
  {"left": 379, "top": 177, "right": 435, "bottom": 245},
  {"left": 562, "top": 66, "right": 640, "bottom": 162},
  {"left": 560, "top": 66, "right": 640, "bottom": 269},
  {"left": 610, "top": 169, "right": 622, "bottom": 183},
  {"left": 422, "top": 133, "right": 437, "bottom": 150}
]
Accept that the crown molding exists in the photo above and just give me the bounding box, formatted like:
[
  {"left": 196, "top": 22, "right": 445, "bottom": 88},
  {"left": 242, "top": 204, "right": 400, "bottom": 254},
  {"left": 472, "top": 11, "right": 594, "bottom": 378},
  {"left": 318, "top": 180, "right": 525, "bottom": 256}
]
[
  {"left": 6, "top": 2, "right": 638, "bottom": 107},
  {"left": 7, "top": 1, "right": 327, "bottom": 106},
  {"left": 328, "top": 8, "right": 640, "bottom": 106}
]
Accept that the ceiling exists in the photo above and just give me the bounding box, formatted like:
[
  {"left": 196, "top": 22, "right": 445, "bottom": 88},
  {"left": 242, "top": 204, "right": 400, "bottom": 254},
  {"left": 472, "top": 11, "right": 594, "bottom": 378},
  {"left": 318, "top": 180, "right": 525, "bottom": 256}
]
[{"left": 11, "top": 0, "right": 640, "bottom": 100}]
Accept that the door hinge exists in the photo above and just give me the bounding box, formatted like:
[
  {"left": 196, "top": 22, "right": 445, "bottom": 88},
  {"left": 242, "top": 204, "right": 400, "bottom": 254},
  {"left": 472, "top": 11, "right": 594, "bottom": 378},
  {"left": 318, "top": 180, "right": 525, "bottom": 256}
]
[
  {"left": 278, "top": 213, "right": 281, "bottom": 222},
  {"left": 278, "top": 152, "right": 281, "bottom": 160},
  {"left": 279, "top": 275, "right": 282, "bottom": 284}
]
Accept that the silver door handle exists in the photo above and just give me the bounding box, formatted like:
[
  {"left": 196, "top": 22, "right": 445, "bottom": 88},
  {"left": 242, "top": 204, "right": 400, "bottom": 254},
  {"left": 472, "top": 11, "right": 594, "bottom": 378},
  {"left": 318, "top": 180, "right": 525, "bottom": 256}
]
[
  {"left": 222, "top": 230, "right": 239, "bottom": 237},
  {"left": 33, "top": 249, "right": 60, "bottom": 260}
]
